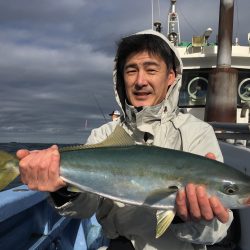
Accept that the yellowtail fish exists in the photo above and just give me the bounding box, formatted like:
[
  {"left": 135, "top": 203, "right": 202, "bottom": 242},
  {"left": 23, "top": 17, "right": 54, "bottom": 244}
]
[{"left": 1, "top": 126, "right": 250, "bottom": 238}]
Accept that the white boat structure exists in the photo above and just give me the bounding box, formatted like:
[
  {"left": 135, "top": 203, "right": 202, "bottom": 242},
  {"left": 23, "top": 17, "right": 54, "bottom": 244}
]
[
  {"left": 152, "top": 1, "right": 250, "bottom": 249},
  {"left": 158, "top": 0, "right": 250, "bottom": 125}
]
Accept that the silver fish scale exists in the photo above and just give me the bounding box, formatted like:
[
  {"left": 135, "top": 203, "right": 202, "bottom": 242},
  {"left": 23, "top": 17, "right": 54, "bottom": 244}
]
[{"left": 60, "top": 144, "right": 250, "bottom": 209}]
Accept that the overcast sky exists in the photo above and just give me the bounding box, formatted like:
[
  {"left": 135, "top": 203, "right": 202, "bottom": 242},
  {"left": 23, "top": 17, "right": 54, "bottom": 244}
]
[{"left": 0, "top": 0, "right": 249, "bottom": 143}]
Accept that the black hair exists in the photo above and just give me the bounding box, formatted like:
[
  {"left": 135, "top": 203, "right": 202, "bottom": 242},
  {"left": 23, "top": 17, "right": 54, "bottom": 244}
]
[{"left": 114, "top": 34, "right": 176, "bottom": 110}]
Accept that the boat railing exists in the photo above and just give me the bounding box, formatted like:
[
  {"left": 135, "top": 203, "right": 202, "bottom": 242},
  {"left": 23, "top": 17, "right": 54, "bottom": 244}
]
[{"left": 0, "top": 185, "right": 108, "bottom": 250}]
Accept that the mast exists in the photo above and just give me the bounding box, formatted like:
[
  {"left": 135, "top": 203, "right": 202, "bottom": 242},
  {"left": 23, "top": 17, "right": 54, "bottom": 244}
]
[
  {"left": 152, "top": 0, "right": 162, "bottom": 32},
  {"left": 167, "top": 0, "right": 180, "bottom": 45}
]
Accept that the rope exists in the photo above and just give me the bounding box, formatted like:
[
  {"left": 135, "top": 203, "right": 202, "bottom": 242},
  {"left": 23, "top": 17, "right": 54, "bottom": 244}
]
[{"left": 178, "top": 5, "right": 199, "bottom": 36}]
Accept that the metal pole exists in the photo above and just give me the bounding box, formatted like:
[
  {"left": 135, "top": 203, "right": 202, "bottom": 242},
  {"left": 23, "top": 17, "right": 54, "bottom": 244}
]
[
  {"left": 217, "top": 0, "right": 234, "bottom": 67},
  {"left": 205, "top": 0, "right": 238, "bottom": 123}
]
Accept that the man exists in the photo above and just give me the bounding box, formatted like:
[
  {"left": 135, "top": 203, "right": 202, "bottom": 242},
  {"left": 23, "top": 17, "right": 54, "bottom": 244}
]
[
  {"left": 17, "top": 30, "right": 233, "bottom": 250},
  {"left": 109, "top": 110, "right": 121, "bottom": 121}
]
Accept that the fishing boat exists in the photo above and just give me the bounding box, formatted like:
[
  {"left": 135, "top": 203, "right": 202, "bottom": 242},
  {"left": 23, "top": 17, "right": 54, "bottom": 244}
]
[
  {"left": 1, "top": 1, "right": 250, "bottom": 250},
  {"left": 152, "top": 0, "right": 250, "bottom": 249},
  {"left": 154, "top": 0, "right": 250, "bottom": 125}
]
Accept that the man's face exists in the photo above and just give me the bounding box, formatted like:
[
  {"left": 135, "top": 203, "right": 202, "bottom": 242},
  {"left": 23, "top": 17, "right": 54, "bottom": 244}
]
[
  {"left": 123, "top": 51, "right": 175, "bottom": 107},
  {"left": 112, "top": 114, "right": 119, "bottom": 121}
]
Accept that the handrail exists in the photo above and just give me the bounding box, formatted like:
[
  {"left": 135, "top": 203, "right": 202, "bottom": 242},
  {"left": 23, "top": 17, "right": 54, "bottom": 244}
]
[{"left": 0, "top": 185, "right": 48, "bottom": 222}]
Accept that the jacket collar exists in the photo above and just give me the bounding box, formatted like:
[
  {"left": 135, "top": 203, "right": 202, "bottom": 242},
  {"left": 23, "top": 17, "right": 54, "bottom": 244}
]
[{"left": 124, "top": 99, "right": 178, "bottom": 137}]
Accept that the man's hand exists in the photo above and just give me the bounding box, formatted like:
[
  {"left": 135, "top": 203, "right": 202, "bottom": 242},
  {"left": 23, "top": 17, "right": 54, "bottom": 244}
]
[
  {"left": 176, "top": 184, "right": 229, "bottom": 223},
  {"left": 175, "top": 152, "right": 229, "bottom": 224},
  {"left": 16, "top": 145, "right": 66, "bottom": 192}
]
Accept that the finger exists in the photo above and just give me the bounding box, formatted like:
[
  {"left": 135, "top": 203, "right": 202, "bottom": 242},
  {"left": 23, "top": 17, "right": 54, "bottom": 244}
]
[
  {"left": 48, "top": 149, "right": 66, "bottom": 191},
  {"left": 205, "top": 152, "right": 216, "bottom": 160},
  {"left": 186, "top": 183, "right": 201, "bottom": 221},
  {"left": 196, "top": 186, "right": 213, "bottom": 221},
  {"left": 16, "top": 149, "right": 30, "bottom": 159},
  {"left": 19, "top": 152, "right": 38, "bottom": 184},
  {"left": 19, "top": 158, "right": 28, "bottom": 184},
  {"left": 28, "top": 148, "right": 53, "bottom": 189},
  {"left": 176, "top": 189, "right": 189, "bottom": 221},
  {"left": 50, "top": 144, "right": 58, "bottom": 150},
  {"left": 36, "top": 149, "right": 53, "bottom": 190},
  {"left": 26, "top": 152, "right": 42, "bottom": 189},
  {"left": 30, "top": 150, "right": 41, "bottom": 153},
  {"left": 48, "top": 149, "right": 60, "bottom": 180},
  {"left": 35, "top": 147, "right": 59, "bottom": 189},
  {"left": 210, "top": 196, "right": 229, "bottom": 223}
]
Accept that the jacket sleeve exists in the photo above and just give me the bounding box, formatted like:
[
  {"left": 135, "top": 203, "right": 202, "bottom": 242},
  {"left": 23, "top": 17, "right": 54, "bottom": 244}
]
[
  {"left": 171, "top": 210, "right": 234, "bottom": 245},
  {"left": 50, "top": 121, "right": 118, "bottom": 218},
  {"left": 50, "top": 192, "right": 101, "bottom": 219},
  {"left": 181, "top": 120, "right": 224, "bottom": 162}
]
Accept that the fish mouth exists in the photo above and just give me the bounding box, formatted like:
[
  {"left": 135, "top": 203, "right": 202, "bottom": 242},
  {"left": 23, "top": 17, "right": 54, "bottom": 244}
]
[
  {"left": 243, "top": 197, "right": 250, "bottom": 206},
  {"left": 239, "top": 196, "right": 250, "bottom": 206}
]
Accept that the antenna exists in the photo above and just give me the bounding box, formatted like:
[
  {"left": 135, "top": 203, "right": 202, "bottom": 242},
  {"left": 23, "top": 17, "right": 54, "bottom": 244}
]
[
  {"left": 151, "top": 0, "right": 153, "bottom": 29},
  {"left": 151, "top": 0, "right": 162, "bottom": 32},
  {"left": 93, "top": 94, "right": 107, "bottom": 123},
  {"left": 84, "top": 119, "right": 88, "bottom": 130},
  {"left": 167, "top": 0, "right": 181, "bottom": 45}
]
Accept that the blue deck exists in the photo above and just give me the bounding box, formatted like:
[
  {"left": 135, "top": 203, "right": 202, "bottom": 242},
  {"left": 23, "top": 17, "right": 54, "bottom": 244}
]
[{"left": 0, "top": 186, "right": 108, "bottom": 250}]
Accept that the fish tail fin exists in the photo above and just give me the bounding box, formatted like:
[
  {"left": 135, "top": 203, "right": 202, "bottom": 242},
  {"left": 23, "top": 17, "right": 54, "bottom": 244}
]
[
  {"left": 0, "top": 150, "right": 20, "bottom": 191},
  {"left": 156, "top": 209, "right": 176, "bottom": 238}
]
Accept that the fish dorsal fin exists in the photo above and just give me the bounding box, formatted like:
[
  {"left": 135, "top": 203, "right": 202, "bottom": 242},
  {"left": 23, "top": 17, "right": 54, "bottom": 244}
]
[
  {"left": 60, "top": 126, "right": 135, "bottom": 152},
  {"left": 156, "top": 209, "right": 176, "bottom": 238},
  {"left": 97, "top": 125, "right": 135, "bottom": 147}
]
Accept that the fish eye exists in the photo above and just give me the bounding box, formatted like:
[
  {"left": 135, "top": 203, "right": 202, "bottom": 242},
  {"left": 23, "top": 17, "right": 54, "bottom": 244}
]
[{"left": 223, "top": 184, "right": 239, "bottom": 195}]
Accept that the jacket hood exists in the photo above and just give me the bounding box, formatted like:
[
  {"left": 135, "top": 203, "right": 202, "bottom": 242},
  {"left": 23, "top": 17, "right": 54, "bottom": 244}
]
[{"left": 113, "top": 29, "right": 183, "bottom": 123}]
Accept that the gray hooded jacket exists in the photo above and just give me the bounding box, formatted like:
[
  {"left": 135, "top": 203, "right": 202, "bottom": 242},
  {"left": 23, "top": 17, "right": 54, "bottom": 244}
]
[{"left": 52, "top": 30, "right": 233, "bottom": 250}]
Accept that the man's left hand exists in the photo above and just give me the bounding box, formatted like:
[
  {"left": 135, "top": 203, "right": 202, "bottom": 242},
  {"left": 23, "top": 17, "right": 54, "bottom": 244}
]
[
  {"left": 175, "top": 184, "right": 229, "bottom": 223},
  {"left": 175, "top": 152, "right": 229, "bottom": 223}
]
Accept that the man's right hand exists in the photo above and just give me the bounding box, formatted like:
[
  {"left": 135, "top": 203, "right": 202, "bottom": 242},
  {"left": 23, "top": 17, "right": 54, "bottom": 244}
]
[{"left": 16, "top": 145, "right": 66, "bottom": 192}]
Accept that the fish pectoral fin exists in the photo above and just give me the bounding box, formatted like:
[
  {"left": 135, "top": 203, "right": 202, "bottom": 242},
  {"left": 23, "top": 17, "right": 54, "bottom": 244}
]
[
  {"left": 144, "top": 187, "right": 178, "bottom": 206},
  {"left": 67, "top": 185, "right": 81, "bottom": 193},
  {"left": 156, "top": 209, "right": 176, "bottom": 239}
]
